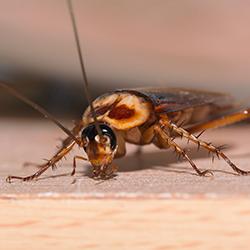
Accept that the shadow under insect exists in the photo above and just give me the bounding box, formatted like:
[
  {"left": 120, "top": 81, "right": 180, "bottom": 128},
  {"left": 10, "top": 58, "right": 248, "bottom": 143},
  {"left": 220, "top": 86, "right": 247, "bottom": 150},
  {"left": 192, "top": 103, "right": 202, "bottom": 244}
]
[{"left": 116, "top": 143, "right": 240, "bottom": 176}]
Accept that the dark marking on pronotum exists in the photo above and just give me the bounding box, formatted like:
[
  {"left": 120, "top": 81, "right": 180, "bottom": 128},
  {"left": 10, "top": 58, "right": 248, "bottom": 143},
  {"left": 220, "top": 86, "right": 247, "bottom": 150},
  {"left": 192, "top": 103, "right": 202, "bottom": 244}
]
[{"left": 108, "top": 104, "right": 135, "bottom": 120}]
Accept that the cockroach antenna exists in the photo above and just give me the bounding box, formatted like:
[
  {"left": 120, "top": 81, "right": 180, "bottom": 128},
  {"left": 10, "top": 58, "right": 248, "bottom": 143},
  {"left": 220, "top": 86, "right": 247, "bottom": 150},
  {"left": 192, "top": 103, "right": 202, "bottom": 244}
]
[
  {"left": 67, "top": 0, "right": 102, "bottom": 137},
  {"left": 0, "top": 82, "right": 80, "bottom": 144}
]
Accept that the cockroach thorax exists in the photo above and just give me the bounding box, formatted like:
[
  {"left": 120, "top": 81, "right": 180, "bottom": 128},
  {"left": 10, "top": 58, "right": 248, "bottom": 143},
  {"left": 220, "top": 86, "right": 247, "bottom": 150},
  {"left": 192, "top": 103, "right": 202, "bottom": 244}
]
[{"left": 83, "top": 92, "right": 153, "bottom": 130}]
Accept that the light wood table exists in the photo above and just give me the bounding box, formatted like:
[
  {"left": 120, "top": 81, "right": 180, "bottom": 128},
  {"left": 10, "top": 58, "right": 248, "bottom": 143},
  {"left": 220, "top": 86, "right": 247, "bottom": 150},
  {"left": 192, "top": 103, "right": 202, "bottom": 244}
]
[{"left": 0, "top": 119, "right": 250, "bottom": 250}]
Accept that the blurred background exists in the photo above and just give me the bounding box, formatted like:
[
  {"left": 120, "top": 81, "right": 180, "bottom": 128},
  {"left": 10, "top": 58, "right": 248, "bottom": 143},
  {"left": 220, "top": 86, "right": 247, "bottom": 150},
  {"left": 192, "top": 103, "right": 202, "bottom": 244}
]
[{"left": 0, "top": 0, "right": 250, "bottom": 119}]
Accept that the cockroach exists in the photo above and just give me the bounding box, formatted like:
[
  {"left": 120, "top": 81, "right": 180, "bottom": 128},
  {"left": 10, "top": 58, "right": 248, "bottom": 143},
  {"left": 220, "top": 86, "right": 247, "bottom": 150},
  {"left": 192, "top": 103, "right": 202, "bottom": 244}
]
[{"left": 1, "top": 0, "right": 250, "bottom": 182}]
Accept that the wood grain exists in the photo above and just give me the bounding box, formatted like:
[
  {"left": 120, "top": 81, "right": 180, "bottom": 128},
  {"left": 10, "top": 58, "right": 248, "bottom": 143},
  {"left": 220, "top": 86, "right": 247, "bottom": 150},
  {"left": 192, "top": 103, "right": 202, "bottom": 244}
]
[{"left": 0, "top": 198, "right": 250, "bottom": 250}]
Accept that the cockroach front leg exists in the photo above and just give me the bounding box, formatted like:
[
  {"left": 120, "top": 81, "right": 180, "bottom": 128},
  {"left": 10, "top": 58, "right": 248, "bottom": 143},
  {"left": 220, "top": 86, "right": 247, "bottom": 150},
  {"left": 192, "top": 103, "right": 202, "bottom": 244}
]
[
  {"left": 6, "top": 121, "right": 85, "bottom": 182},
  {"left": 161, "top": 120, "right": 250, "bottom": 176},
  {"left": 155, "top": 125, "right": 213, "bottom": 176},
  {"left": 6, "top": 140, "right": 77, "bottom": 182},
  {"left": 72, "top": 156, "right": 87, "bottom": 176}
]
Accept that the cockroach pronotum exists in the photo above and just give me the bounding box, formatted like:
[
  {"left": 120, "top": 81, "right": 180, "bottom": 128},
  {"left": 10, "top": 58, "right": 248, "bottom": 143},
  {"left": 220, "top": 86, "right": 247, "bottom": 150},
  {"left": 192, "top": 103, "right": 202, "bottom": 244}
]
[{"left": 1, "top": 0, "right": 250, "bottom": 182}]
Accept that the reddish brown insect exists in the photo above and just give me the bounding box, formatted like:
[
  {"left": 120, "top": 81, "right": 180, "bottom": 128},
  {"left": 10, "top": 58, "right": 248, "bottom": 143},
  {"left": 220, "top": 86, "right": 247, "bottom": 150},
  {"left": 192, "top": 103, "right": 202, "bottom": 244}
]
[
  {"left": 1, "top": 1, "right": 250, "bottom": 182},
  {"left": 2, "top": 85, "right": 250, "bottom": 182},
  {"left": 69, "top": 88, "right": 250, "bottom": 177}
]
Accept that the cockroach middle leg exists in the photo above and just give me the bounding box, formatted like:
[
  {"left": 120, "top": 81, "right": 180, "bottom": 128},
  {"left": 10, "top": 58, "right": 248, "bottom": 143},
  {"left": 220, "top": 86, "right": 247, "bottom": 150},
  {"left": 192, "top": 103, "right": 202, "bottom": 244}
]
[
  {"left": 155, "top": 124, "right": 213, "bottom": 176},
  {"left": 6, "top": 139, "right": 77, "bottom": 182},
  {"left": 161, "top": 119, "right": 250, "bottom": 176}
]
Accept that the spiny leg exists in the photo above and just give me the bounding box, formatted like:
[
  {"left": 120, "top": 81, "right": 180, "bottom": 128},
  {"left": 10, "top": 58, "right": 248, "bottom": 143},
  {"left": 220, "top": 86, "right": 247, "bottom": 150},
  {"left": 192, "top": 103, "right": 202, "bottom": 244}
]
[
  {"left": 155, "top": 125, "right": 213, "bottom": 176},
  {"left": 72, "top": 156, "right": 87, "bottom": 176},
  {"left": 6, "top": 120, "right": 83, "bottom": 182},
  {"left": 23, "top": 121, "right": 85, "bottom": 170},
  {"left": 161, "top": 120, "right": 250, "bottom": 175},
  {"left": 6, "top": 140, "right": 77, "bottom": 182}
]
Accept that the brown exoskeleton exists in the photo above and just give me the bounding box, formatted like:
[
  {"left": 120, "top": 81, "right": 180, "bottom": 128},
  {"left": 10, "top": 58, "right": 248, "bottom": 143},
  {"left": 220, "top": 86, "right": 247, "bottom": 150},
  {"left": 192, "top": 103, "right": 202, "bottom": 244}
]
[
  {"left": 1, "top": 0, "right": 250, "bottom": 182},
  {"left": 2, "top": 85, "right": 250, "bottom": 182}
]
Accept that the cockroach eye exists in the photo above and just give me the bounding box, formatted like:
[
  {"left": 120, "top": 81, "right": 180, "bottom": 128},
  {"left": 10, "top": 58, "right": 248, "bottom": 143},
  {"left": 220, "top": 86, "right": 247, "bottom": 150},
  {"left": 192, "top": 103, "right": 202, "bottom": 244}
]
[{"left": 81, "top": 124, "right": 117, "bottom": 150}]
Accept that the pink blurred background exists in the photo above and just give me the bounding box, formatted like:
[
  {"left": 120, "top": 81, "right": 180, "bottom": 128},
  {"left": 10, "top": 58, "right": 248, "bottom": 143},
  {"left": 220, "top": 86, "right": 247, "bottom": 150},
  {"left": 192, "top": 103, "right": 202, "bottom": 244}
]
[{"left": 0, "top": 0, "right": 250, "bottom": 116}]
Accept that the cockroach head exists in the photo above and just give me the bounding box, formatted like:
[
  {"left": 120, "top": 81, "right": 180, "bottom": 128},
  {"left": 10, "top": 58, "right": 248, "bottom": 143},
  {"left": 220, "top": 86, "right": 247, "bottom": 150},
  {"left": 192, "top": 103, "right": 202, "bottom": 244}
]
[{"left": 81, "top": 123, "right": 117, "bottom": 177}]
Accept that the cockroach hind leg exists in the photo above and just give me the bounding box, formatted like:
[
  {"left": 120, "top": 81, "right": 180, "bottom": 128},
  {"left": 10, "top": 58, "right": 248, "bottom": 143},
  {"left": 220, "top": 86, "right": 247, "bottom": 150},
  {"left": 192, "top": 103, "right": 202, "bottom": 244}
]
[
  {"left": 219, "top": 151, "right": 250, "bottom": 176},
  {"left": 165, "top": 120, "right": 250, "bottom": 176}
]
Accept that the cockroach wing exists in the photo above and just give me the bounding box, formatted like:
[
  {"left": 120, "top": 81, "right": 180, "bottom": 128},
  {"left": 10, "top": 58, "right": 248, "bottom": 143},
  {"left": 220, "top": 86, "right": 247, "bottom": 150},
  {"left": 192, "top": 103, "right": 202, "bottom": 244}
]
[
  {"left": 83, "top": 87, "right": 240, "bottom": 130},
  {"left": 130, "top": 88, "right": 234, "bottom": 113},
  {"left": 124, "top": 88, "right": 239, "bottom": 127}
]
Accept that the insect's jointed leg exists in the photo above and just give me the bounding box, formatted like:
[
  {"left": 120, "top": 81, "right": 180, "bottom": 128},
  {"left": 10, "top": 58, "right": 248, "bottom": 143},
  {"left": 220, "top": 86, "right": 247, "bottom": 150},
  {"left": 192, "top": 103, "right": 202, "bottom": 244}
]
[
  {"left": 154, "top": 125, "right": 213, "bottom": 176},
  {"left": 6, "top": 140, "right": 77, "bottom": 182},
  {"left": 72, "top": 156, "right": 87, "bottom": 176},
  {"left": 160, "top": 119, "right": 250, "bottom": 175},
  {"left": 6, "top": 121, "right": 85, "bottom": 182}
]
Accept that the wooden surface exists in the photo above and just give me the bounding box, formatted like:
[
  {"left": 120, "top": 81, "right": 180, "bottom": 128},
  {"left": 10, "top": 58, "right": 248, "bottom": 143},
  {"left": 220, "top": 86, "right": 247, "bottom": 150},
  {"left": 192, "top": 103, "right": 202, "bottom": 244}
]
[
  {"left": 1, "top": 198, "right": 250, "bottom": 250},
  {"left": 0, "top": 119, "right": 250, "bottom": 249},
  {"left": 1, "top": 120, "right": 250, "bottom": 196}
]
